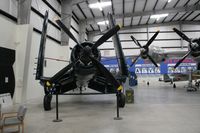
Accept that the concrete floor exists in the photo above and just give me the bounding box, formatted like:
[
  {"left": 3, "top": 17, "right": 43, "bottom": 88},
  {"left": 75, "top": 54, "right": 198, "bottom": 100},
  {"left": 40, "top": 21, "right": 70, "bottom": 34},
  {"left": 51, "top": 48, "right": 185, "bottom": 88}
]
[{"left": 13, "top": 81, "right": 200, "bottom": 133}]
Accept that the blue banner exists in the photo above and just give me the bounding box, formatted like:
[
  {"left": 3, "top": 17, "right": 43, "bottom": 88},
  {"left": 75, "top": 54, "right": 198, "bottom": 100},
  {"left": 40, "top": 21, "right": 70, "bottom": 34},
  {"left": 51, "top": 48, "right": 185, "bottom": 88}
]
[{"left": 101, "top": 57, "right": 197, "bottom": 75}]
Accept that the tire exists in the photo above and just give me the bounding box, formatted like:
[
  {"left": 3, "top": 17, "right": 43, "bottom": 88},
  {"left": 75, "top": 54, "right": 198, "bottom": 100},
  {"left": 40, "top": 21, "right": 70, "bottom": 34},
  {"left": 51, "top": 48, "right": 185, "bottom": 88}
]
[
  {"left": 118, "top": 93, "right": 125, "bottom": 108},
  {"left": 43, "top": 94, "right": 52, "bottom": 111}
]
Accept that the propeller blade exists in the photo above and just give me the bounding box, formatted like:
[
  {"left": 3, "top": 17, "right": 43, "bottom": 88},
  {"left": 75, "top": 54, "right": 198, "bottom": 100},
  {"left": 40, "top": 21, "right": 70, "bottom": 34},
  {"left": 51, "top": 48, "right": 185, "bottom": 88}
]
[
  {"left": 50, "top": 63, "right": 73, "bottom": 83},
  {"left": 89, "top": 56, "right": 121, "bottom": 89},
  {"left": 174, "top": 50, "right": 192, "bottom": 69},
  {"left": 56, "top": 20, "right": 81, "bottom": 46},
  {"left": 50, "top": 58, "right": 79, "bottom": 83},
  {"left": 130, "top": 55, "right": 140, "bottom": 67},
  {"left": 146, "top": 30, "right": 160, "bottom": 48},
  {"left": 131, "top": 36, "right": 142, "bottom": 48},
  {"left": 92, "top": 25, "right": 121, "bottom": 49},
  {"left": 147, "top": 54, "right": 158, "bottom": 67},
  {"left": 173, "top": 28, "right": 191, "bottom": 42}
]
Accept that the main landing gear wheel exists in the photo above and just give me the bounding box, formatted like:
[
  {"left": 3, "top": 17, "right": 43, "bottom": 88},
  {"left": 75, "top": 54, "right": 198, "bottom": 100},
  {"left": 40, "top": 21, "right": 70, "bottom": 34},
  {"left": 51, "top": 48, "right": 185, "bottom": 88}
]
[
  {"left": 43, "top": 94, "right": 52, "bottom": 111},
  {"left": 118, "top": 93, "right": 125, "bottom": 108}
]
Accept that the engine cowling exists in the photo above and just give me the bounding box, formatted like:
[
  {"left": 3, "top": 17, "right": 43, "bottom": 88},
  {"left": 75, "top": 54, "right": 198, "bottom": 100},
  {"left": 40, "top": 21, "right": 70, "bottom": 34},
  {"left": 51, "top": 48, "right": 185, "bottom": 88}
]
[{"left": 71, "top": 42, "right": 101, "bottom": 75}]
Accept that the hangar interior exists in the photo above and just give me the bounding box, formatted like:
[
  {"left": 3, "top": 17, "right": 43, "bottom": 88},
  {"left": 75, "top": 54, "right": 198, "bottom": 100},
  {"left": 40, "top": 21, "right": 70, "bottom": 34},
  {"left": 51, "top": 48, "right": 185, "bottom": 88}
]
[{"left": 0, "top": 0, "right": 200, "bottom": 132}]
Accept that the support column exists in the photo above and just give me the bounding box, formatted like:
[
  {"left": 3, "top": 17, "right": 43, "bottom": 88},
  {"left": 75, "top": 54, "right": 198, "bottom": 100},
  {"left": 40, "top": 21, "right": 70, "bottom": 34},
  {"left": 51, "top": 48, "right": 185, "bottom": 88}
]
[
  {"left": 179, "top": 24, "right": 183, "bottom": 49},
  {"left": 14, "top": 25, "right": 33, "bottom": 103},
  {"left": 88, "top": 32, "right": 95, "bottom": 42},
  {"left": 17, "top": 0, "right": 32, "bottom": 24},
  {"left": 61, "top": 0, "right": 73, "bottom": 45},
  {"left": 147, "top": 26, "right": 149, "bottom": 41},
  {"left": 79, "top": 20, "right": 86, "bottom": 43}
]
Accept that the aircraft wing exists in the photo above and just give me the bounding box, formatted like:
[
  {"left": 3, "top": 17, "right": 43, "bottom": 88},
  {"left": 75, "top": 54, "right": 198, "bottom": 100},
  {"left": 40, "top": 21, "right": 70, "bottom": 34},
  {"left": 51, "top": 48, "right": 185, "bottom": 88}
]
[
  {"left": 158, "top": 50, "right": 200, "bottom": 66},
  {"left": 162, "top": 73, "right": 189, "bottom": 82},
  {"left": 88, "top": 74, "right": 116, "bottom": 94},
  {"left": 158, "top": 51, "right": 188, "bottom": 58},
  {"left": 107, "top": 13, "right": 128, "bottom": 81},
  {"left": 162, "top": 70, "right": 200, "bottom": 83},
  {"left": 55, "top": 69, "right": 77, "bottom": 93}
]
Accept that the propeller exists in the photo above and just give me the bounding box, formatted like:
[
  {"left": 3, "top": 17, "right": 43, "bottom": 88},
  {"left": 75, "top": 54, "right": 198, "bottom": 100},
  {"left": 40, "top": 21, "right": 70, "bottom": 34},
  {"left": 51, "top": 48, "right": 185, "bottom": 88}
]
[
  {"left": 50, "top": 63, "right": 73, "bottom": 83},
  {"left": 131, "top": 36, "right": 142, "bottom": 48},
  {"left": 147, "top": 54, "right": 158, "bottom": 67},
  {"left": 89, "top": 25, "right": 123, "bottom": 91},
  {"left": 56, "top": 19, "right": 121, "bottom": 50},
  {"left": 173, "top": 28, "right": 193, "bottom": 68},
  {"left": 145, "top": 30, "right": 160, "bottom": 48},
  {"left": 130, "top": 31, "right": 160, "bottom": 67},
  {"left": 50, "top": 58, "right": 79, "bottom": 83},
  {"left": 89, "top": 56, "right": 121, "bottom": 89},
  {"left": 173, "top": 28, "right": 191, "bottom": 43},
  {"left": 130, "top": 55, "right": 140, "bottom": 67},
  {"left": 55, "top": 20, "right": 83, "bottom": 48},
  {"left": 56, "top": 19, "right": 122, "bottom": 91},
  {"left": 174, "top": 50, "right": 192, "bottom": 69},
  {"left": 89, "top": 25, "right": 123, "bottom": 90},
  {"left": 92, "top": 25, "right": 121, "bottom": 49}
]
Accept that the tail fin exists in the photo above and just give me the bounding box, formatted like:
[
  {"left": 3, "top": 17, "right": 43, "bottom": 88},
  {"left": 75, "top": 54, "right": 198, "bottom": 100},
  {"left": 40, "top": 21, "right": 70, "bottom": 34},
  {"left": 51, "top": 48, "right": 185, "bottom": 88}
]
[
  {"left": 35, "top": 11, "right": 48, "bottom": 80},
  {"left": 107, "top": 13, "right": 128, "bottom": 79}
]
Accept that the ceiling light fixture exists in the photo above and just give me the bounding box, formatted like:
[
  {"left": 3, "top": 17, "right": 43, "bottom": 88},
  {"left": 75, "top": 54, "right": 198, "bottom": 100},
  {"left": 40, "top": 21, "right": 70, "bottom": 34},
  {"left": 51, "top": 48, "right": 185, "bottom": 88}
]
[
  {"left": 89, "top": 1, "right": 112, "bottom": 11},
  {"left": 150, "top": 13, "right": 169, "bottom": 20},
  {"left": 168, "top": 0, "right": 172, "bottom": 3},
  {"left": 97, "top": 20, "right": 109, "bottom": 25}
]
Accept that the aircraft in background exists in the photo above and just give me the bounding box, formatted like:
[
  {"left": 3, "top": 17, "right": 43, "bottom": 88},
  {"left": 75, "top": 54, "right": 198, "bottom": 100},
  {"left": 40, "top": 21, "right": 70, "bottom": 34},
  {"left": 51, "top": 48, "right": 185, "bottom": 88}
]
[
  {"left": 172, "top": 28, "right": 200, "bottom": 68},
  {"left": 129, "top": 35, "right": 195, "bottom": 69},
  {"left": 35, "top": 11, "right": 128, "bottom": 111},
  {"left": 127, "top": 45, "right": 187, "bottom": 68},
  {"left": 161, "top": 72, "right": 200, "bottom": 82},
  {"left": 160, "top": 70, "right": 200, "bottom": 91},
  {"left": 129, "top": 27, "right": 200, "bottom": 69},
  {"left": 158, "top": 28, "right": 200, "bottom": 90},
  {"left": 130, "top": 31, "right": 160, "bottom": 67},
  {"left": 128, "top": 27, "right": 200, "bottom": 91}
]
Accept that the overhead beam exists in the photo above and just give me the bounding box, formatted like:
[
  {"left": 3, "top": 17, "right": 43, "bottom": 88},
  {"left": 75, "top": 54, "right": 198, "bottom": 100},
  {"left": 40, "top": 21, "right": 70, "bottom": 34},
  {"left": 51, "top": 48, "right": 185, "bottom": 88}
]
[
  {"left": 90, "top": 21, "right": 200, "bottom": 35},
  {"left": 83, "top": 4, "right": 200, "bottom": 25},
  {"left": 79, "top": 20, "right": 86, "bottom": 43},
  {"left": 130, "top": 0, "right": 136, "bottom": 26},
  {"left": 61, "top": 0, "right": 73, "bottom": 46}
]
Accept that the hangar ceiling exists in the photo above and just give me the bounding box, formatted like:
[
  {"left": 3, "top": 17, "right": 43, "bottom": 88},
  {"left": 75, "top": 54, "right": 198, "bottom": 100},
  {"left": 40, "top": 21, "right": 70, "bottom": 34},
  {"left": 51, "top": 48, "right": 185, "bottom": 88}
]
[{"left": 71, "top": 0, "right": 200, "bottom": 32}]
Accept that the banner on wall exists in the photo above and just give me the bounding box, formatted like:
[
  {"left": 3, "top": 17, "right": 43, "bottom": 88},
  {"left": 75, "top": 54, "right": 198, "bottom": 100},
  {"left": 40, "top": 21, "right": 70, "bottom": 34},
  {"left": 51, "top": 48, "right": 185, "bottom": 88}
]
[{"left": 101, "top": 57, "right": 197, "bottom": 75}]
